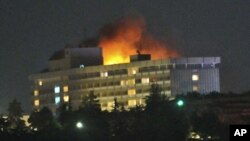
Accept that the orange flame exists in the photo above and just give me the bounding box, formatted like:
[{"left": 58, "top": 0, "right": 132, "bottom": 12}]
[{"left": 98, "top": 16, "right": 179, "bottom": 65}]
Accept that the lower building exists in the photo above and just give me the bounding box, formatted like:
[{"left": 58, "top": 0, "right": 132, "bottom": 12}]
[{"left": 29, "top": 48, "right": 220, "bottom": 113}]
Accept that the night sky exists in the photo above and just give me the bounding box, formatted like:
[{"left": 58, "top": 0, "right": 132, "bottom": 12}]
[{"left": 0, "top": 0, "right": 249, "bottom": 114}]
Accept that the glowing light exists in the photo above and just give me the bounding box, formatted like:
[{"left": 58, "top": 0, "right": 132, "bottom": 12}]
[
  {"left": 63, "top": 95, "right": 69, "bottom": 102},
  {"left": 142, "top": 78, "right": 149, "bottom": 84},
  {"left": 128, "top": 99, "right": 136, "bottom": 107},
  {"left": 38, "top": 81, "right": 43, "bottom": 86},
  {"left": 128, "top": 68, "right": 138, "bottom": 75},
  {"left": 55, "top": 96, "right": 60, "bottom": 104},
  {"left": 34, "top": 90, "right": 39, "bottom": 96},
  {"left": 104, "top": 55, "right": 129, "bottom": 65},
  {"left": 193, "top": 85, "right": 198, "bottom": 91},
  {"left": 128, "top": 89, "right": 136, "bottom": 96},
  {"left": 63, "top": 86, "right": 69, "bottom": 92},
  {"left": 177, "top": 100, "right": 184, "bottom": 107},
  {"left": 192, "top": 74, "right": 199, "bottom": 81},
  {"left": 79, "top": 64, "right": 85, "bottom": 68},
  {"left": 128, "top": 79, "right": 135, "bottom": 85},
  {"left": 76, "top": 122, "right": 83, "bottom": 129},
  {"left": 100, "top": 71, "right": 108, "bottom": 77},
  {"left": 34, "top": 100, "right": 39, "bottom": 106},
  {"left": 107, "top": 101, "right": 114, "bottom": 108},
  {"left": 54, "top": 86, "right": 60, "bottom": 93},
  {"left": 98, "top": 16, "right": 179, "bottom": 65}
]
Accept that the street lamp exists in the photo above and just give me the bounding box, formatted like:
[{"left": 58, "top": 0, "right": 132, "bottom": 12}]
[
  {"left": 76, "top": 121, "right": 84, "bottom": 129},
  {"left": 177, "top": 100, "right": 184, "bottom": 107}
]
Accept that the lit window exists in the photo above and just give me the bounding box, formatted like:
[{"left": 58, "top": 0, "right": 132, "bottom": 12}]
[
  {"left": 63, "top": 95, "right": 69, "bottom": 102},
  {"left": 34, "top": 100, "right": 39, "bottom": 106},
  {"left": 192, "top": 74, "right": 199, "bottom": 81},
  {"left": 128, "top": 79, "right": 135, "bottom": 85},
  {"left": 100, "top": 71, "right": 108, "bottom": 77},
  {"left": 63, "top": 86, "right": 69, "bottom": 92},
  {"left": 34, "top": 90, "right": 39, "bottom": 96},
  {"left": 139, "top": 99, "right": 143, "bottom": 105},
  {"left": 38, "top": 81, "right": 43, "bottom": 86},
  {"left": 128, "top": 100, "right": 136, "bottom": 107},
  {"left": 128, "top": 68, "right": 138, "bottom": 75},
  {"left": 55, "top": 96, "right": 60, "bottom": 104},
  {"left": 193, "top": 86, "right": 198, "bottom": 91},
  {"left": 128, "top": 89, "right": 136, "bottom": 96},
  {"left": 141, "top": 78, "right": 149, "bottom": 84},
  {"left": 132, "top": 70, "right": 136, "bottom": 74},
  {"left": 120, "top": 80, "right": 125, "bottom": 86},
  {"left": 54, "top": 86, "right": 60, "bottom": 93},
  {"left": 107, "top": 101, "right": 114, "bottom": 108}
]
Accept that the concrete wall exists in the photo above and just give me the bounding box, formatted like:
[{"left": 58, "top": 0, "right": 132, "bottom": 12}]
[{"left": 170, "top": 68, "right": 220, "bottom": 95}]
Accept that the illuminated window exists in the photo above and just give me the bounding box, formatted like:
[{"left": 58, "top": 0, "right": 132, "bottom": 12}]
[
  {"left": 100, "top": 71, "right": 108, "bottom": 77},
  {"left": 128, "top": 89, "right": 136, "bottom": 96},
  {"left": 128, "top": 68, "right": 138, "bottom": 75},
  {"left": 38, "top": 81, "right": 43, "bottom": 86},
  {"left": 54, "top": 86, "right": 60, "bottom": 93},
  {"left": 107, "top": 101, "right": 114, "bottom": 108},
  {"left": 128, "top": 79, "right": 135, "bottom": 85},
  {"left": 120, "top": 80, "right": 126, "bottom": 86},
  {"left": 121, "top": 80, "right": 135, "bottom": 86},
  {"left": 63, "top": 95, "right": 69, "bottom": 102},
  {"left": 192, "top": 74, "right": 199, "bottom": 81},
  {"left": 63, "top": 86, "right": 69, "bottom": 92},
  {"left": 193, "top": 86, "right": 198, "bottom": 91},
  {"left": 128, "top": 99, "right": 136, "bottom": 107},
  {"left": 139, "top": 99, "right": 143, "bottom": 105},
  {"left": 55, "top": 96, "right": 60, "bottom": 104},
  {"left": 132, "top": 70, "right": 136, "bottom": 74},
  {"left": 141, "top": 78, "right": 149, "bottom": 84},
  {"left": 34, "top": 100, "right": 39, "bottom": 106},
  {"left": 34, "top": 90, "right": 39, "bottom": 96}
]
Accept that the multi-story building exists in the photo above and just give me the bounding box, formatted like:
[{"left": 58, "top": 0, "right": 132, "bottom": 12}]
[{"left": 29, "top": 47, "right": 220, "bottom": 112}]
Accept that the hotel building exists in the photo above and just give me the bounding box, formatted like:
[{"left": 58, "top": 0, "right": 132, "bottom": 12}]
[{"left": 29, "top": 47, "right": 220, "bottom": 112}]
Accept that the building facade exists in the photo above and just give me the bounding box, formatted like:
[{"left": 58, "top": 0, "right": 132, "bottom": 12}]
[{"left": 29, "top": 48, "right": 220, "bottom": 112}]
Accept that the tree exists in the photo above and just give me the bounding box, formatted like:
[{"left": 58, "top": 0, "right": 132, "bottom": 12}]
[
  {"left": 141, "top": 84, "right": 190, "bottom": 141},
  {"left": 112, "top": 97, "right": 126, "bottom": 112},
  {"left": 145, "top": 84, "right": 166, "bottom": 113},
  {"left": 79, "top": 91, "right": 101, "bottom": 113},
  {"left": 190, "top": 111, "right": 224, "bottom": 139},
  {"left": 8, "top": 99, "right": 23, "bottom": 121},
  {"left": 7, "top": 99, "right": 25, "bottom": 131},
  {"left": 28, "top": 107, "right": 60, "bottom": 131},
  {"left": 57, "top": 102, "right": 73, "bottom": 128},
  {"left": 75, "top": 91, "right": 109, "bottom": 141}
]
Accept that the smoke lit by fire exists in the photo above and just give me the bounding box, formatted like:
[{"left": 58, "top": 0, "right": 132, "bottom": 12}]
[{"left": 98, "top": 15, "right": 179, "bottom": 65}]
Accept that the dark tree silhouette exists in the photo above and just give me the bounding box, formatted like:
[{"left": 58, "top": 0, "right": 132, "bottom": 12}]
[
  {"left": 73, "top": 91, "right": 109, "bottom": 141},
  {"left": 145, "top": 83, "right": 166, "bottom": 113},
  {"left": 8, "top": 99, "right": 23, "bottom": 121},
  {"left": 142, "top": 84, "right": 190, "bottom": 141},
  {"left": 28, "top": 107, "right": 60, "bottom": 131},
  {"left": 79, "top": 90, "right": 101, "bottom": 113},
  {"left": 7, "top": 99, "right": 25, "bottom": 131},
  {"left": 57, "top": 101, "right": 73, "bottom": 128}
]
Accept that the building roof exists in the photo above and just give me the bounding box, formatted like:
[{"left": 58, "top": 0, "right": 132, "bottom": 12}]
[{"left": 49, "top": 50, "right": 65, "bottom": 61}]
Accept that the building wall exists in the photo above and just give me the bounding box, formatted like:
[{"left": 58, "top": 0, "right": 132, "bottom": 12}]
[
  {"left": 29, "top": 57, "right": 220, "bottom": 113},
  {"left": 48, "top": 48, "right": 103, "bottom": 72},
  {"left": 30, "top": 59, "right": 172, "bottom": 112},
  {"left": 171, "top": 68, "right": 220, "bottom": 95}
]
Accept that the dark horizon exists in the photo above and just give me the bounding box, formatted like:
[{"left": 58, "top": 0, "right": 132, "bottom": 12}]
[{"left": 0, "top": 0, "right": 249, "bottom": 114}]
